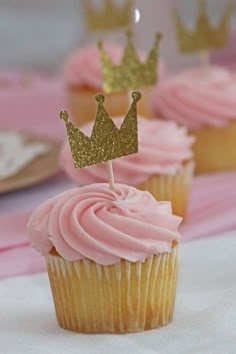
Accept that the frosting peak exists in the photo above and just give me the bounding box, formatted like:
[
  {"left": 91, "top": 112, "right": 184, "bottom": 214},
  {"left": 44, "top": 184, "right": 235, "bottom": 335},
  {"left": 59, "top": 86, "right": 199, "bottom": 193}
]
[
  {"left": 153, "top": 66, "right": 236, "bottom": 129},
  {"left": 27, "top": 184, "right": 182, "bottom": 264}
]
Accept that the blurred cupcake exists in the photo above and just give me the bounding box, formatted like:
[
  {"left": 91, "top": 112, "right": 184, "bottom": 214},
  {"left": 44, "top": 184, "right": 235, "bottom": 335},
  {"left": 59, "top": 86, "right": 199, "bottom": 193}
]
[
  {"left": 60, "top": 117, "right": 194, "bottom": 217},
  {"left": 153, "top": 66, "right": 236, "bottom": 174},
  {"left": 27, "top": 183, "right": 182, "bottom": 333},
  {"left": 64, "top": 43, "right": 164, "bottom": 126}
]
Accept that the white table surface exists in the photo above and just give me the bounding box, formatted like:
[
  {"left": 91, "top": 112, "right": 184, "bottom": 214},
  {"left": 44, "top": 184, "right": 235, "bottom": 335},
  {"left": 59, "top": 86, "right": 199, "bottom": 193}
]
[{"left": 1, "top": 233, "right": 236, "bottom": 354}]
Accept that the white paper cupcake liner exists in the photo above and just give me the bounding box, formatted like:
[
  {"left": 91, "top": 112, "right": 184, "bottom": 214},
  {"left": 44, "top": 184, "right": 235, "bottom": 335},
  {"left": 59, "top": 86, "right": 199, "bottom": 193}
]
[
  {"left": 138, "top": 161, "right": 194, "bottom": 217},
  {"left": 46, "top": 244, "right": 179, "bottom": 333}
]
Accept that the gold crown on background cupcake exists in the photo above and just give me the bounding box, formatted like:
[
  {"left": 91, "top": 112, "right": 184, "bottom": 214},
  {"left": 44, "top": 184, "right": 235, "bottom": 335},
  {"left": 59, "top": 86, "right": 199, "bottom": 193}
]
[
  {"left": 82, "top": 0, "right": 133, "bottom": 33},
  {"left": 60, "top": 91, "right": 141, "bottom": 168},
  {"left": 173, "top": 0, "right": 235, "bottom": 54},
  {"left": 97, "top": 31, "right": 163, "bottom": 93}
]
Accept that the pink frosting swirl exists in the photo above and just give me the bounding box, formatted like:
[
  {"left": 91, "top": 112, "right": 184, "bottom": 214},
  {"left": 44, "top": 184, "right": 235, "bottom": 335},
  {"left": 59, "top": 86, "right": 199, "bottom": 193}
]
[
  {"left": 60, "top": 117, "right": 194, "bottom": 186},
  {"left": 64, "top": 44, "right": 164, "bottom": 89},
  {"left": 153, "top": 66, "right": 236, "bottom": 129},
  {"left": 27, "top": 184, "right": 182, "bottom": 264}
]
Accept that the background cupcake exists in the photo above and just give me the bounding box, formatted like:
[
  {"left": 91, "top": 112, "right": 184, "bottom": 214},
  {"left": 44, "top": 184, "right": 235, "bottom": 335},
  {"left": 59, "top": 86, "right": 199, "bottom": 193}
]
[
  {"left": 27, "top": 183, "right": 182, "bottom": 333},
  {"left": 60, "top": 117, "right": 195, "bottom": 217},
  {"left": 64, "top": 42, "right": 164, "bottom": 126},
  {"left": 153, "top": 66, "right": 236, "bottom": 175}
]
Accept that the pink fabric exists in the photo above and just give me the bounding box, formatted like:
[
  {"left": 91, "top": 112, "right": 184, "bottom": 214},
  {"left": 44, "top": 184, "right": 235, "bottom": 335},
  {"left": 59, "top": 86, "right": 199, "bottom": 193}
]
[
  {"left": 0, "top": 70, "right": 68, "bottom": 278},
  {"left": 1, "top": 171, "right": 236, "bottom": 279},
  {"left": 0, "top": 212, "right": 45, "bottom": 279},
  {"left": 181, "top": 171, "right": 236, "bottom": 240},
  {"left": 0, "top": 77, "right": 67, "bottom": 141}
]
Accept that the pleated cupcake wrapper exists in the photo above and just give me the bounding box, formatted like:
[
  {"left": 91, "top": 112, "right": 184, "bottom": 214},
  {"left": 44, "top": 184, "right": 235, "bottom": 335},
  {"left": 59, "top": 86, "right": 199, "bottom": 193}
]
[
  {"left": 46, "top": 245, "right": 179, "bottom": 334},
  {"left": 191, "top": 120, "right": 236, "bottom": 175},
  {"left": 138, "top": 161, "right": 194, "bottom": 217}
]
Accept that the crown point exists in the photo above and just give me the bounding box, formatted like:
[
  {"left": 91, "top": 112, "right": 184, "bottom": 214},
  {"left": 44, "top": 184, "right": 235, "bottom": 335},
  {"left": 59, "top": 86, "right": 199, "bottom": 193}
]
[
  {"left": 199, "top": 0, "right": 207, "bottom": 15},
  {"left": 156, "top": 32, "right": 163, "bottom": 42},
  {"left": 95, "top": 93, "right": 105, "bottom": 104},
  {"left": 60, "top": 110, "right": 69, "bottom": 122},
  {"left": 97, "top": 40, "right": 103, "bottom": 50},
  {"left": 228, "top": 2, "right": 236, "bottom": 11},
  {"left": 132, "top": 91, "right": 142, "bottom": 102},
  {"left": 126, "top": 30, "right": 133, "bottom": 39},
  {"left": 199, "top": 0, "right": 205, "bottom": 8}
]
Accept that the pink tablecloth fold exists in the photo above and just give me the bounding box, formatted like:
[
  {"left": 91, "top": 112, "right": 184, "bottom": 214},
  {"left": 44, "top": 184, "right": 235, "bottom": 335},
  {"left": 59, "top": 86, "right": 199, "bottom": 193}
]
[
  {"left": 0, "top": 246, "right": 45, "bottom": 279},
  {"left": 180, "top": 171, "right": 236, "bottom": 240},
  {"left": 0, "top": 79, "right": 67, "bottom": 140},
  {"left": 0, "top": 212, "right": 46, "bottom": 278},
  {"left": 0, "top": 212, "right": 31, "bottom": 250},
  {"left": 1, "top": 171, "right": 236, "bottom": 279}
]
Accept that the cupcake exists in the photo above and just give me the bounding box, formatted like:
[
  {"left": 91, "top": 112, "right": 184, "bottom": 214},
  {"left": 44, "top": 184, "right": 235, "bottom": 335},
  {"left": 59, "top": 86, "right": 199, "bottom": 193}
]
[
  {"left": 27, "top": 183, "right": 182, "bottom": 333},
  {"left": 60, "top": 117, "right": 195, "bottom": 217},
  {"left": 153, "top": 66, "right": 236, "bottom": 175},
  {"left": 64, "top": 44, "right": 163, "bottom": 126}
]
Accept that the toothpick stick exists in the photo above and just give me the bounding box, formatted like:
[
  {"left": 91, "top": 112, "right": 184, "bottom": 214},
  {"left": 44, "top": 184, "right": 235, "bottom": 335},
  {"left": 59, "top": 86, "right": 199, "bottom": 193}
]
[
  {"left": 200, "top": 50, "right": 210, "bottom": 73},
  {"left": 107, "top": 160, "right": 115, "bottom": 191}
]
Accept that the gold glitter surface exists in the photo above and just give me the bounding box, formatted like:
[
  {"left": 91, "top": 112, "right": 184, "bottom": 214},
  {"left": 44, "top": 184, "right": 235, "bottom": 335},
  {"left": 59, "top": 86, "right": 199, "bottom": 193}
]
[
  {"left": 60, "top": 92, "right": 141, "bottom": 168},
  {"left": 173, "top": 1, "right": 235, "bottom": 54},
  {"left": 82, "top": 0, "right": 133, "bottom": 33},
  {"left": 97, "top": 31, "right": 162, "bottom": 93}
]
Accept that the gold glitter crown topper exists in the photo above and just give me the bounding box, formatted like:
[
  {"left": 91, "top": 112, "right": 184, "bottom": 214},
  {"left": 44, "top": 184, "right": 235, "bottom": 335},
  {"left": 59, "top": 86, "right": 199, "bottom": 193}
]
[
  {"left": 97, "top": 31, "right": 163, "bottom": 93},
  {"left": 173, "top": 0, "right": 235, "bottom": 54},
  {"left": 82, "top": 0, "right": 133, "bottom": 33},
  {"left": 60, "top": 92, "right": 141, "bottom": 168}
]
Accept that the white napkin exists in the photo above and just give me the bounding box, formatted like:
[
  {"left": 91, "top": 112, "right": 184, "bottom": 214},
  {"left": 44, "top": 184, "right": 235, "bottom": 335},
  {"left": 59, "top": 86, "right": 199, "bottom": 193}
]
[
  {"left": 0, "top": 233, "right": 235, "bottom": 354},
  {"left": 0, "top": 131, "right": 49, "bottom": 179}
]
